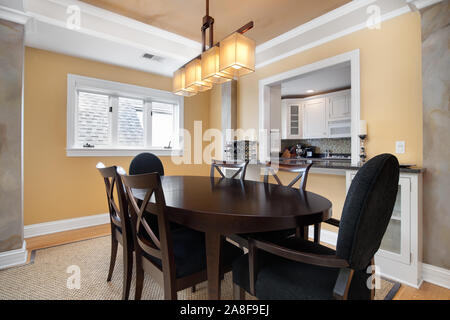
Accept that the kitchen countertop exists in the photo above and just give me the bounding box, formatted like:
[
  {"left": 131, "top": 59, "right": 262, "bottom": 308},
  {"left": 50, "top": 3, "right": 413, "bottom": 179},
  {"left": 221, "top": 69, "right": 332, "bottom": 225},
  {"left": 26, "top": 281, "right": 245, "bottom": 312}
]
[{"left": 275, "top": 157, "right": 425, "bottom": 174}]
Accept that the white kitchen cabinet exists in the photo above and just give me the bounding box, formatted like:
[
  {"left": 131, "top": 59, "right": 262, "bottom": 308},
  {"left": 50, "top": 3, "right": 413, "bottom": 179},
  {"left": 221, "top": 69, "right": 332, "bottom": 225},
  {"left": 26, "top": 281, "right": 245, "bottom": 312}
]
[
  {"left": 328, "top": 90, "right": 351, "bottom": 120},
  {"left": 303, "top": 98, "right": 328, "bottom": 139},
  {"left": 281, "top": 89, "right": 351, "bottom": 140},
  {"left": 346, "top": 171, "right": 423, "bottom": 288},
  {"left": 282, "top": 99, "right": 303, "bottom": 139}
]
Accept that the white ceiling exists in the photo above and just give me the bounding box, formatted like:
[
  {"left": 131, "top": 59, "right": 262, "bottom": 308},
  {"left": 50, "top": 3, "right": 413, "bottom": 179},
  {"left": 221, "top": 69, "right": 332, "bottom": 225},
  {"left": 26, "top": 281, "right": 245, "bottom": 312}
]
[
  {"left": 26, "top": 19, "right": 184, "bottom": 76},
  {"left": 281, "top": 62, "right": 351, "bottom": 96}
]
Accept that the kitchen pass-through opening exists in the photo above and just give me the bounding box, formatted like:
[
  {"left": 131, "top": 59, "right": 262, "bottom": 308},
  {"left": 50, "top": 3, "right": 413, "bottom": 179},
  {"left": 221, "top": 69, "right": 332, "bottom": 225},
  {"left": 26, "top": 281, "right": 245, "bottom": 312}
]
[{"left": 258, "top": 50, "right": 361, "bottom": 166}]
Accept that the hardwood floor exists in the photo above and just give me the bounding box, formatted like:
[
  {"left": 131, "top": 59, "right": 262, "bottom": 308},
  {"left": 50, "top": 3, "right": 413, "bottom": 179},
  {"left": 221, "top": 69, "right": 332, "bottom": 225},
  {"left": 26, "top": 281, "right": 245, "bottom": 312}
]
[
  {"left": 26, "top": 224, "right": 111, "bottom": 253},
  {"left": 24, "top": 224, "right": 450, "bottom": 300},
  {"left": 395, "top": 282, "right": 450, "bottom": 300}
]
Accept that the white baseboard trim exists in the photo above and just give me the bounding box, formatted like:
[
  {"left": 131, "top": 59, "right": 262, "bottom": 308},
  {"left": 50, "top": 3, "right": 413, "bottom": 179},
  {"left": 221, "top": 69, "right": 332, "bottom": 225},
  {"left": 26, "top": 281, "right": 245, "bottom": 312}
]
[
  {"left": 422, "top": 263, "right": 450, "bottom": 290},
  {"left": 0, "top": 241, "right": 28, "bottom": 270},
  {"left": 24, "top": 213, "right": 110, "bottom": 238},
  {"left": 308, "top": 226, "right": 337, "bottom": 246}
]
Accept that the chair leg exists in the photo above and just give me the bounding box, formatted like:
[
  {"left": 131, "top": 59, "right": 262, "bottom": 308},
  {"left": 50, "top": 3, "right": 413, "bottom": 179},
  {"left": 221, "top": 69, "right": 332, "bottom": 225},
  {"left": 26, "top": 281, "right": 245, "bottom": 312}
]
[
  {"left": 122, "top": 246, "right": 133, "bottom": 300},
  {"left": 164, "top": 287, "right": 178, "bottom": 300},
  {"left": 297, "top": 226, "right": 309, "bottom": 240},
  {"left": 314, "top": 223, "right": 321, "bottom": 244},
  {"left": 107, "top": 235, "right": 118, "bottom": 282},
  {"left": 135, "top": 255, "right": 144, "bottom": 300},
  {"left": 233, "top": 283, "right": 245, "bottom": 300}
]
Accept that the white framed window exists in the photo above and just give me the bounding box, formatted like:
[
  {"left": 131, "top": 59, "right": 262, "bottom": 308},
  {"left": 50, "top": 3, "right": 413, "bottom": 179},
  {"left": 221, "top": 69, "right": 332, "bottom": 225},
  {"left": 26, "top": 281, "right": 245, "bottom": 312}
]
[{"left": 67, "top": 74, "right": 184, "bottom": 157}]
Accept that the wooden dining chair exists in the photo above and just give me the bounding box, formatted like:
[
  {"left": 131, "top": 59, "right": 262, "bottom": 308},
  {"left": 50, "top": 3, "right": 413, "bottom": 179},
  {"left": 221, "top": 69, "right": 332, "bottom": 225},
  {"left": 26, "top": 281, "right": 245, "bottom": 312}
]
[
  {"left": 262, "top": 162, "right": 321, "bottom": 243},
  {"left": 96, "top": 163, "right": 134, "bottom": 300},
  {"left": 119, "top": 172, "right": 243, "bottom": 300},
  {"left": 232, "top": 154, "right": 400, "bottom": 300},
  {"left": 210, "top": 160, "right": 249, "bottom": 181}
]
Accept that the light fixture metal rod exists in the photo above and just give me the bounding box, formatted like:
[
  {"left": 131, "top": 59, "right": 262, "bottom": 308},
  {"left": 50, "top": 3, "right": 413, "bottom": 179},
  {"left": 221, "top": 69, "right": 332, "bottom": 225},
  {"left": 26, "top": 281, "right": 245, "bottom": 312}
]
[{"left": 178, "top": 0, "right": 254, "bottom": 69}]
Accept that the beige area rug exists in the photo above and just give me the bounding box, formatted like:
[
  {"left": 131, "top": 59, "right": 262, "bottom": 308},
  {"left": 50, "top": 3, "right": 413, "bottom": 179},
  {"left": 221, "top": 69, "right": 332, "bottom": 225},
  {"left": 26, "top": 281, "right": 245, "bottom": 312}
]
[{"left": 0, "top": 236, "right": 399, "bottom": 300}]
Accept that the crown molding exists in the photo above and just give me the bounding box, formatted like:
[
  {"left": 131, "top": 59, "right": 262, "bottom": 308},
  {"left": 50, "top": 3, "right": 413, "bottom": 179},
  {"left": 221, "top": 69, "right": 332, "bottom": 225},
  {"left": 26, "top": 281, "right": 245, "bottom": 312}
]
[
  {"left": 18, "top": 0, "right": 203, "bottom": 76},
  {"left": 254, "top": 0, "right": 443, "bottom": 69},
  {"left": 39, "top": 0, "right": 201, "bottom": 50},
  {"left": 407, "top": 0, "right": 444, "bottom": 10},
  {"left": 256, "top": 0, "right": 376, "bottom": 54},
  {"left": 0, "top": 5, "right": 30, "bottom": 24},
  {"left": 23, "top": 0, "right": 201, "bottom": 61}
]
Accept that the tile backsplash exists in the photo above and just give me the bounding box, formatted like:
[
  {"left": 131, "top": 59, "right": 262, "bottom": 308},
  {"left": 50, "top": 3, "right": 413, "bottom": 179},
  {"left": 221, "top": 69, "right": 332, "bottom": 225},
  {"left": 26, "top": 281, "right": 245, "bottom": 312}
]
[{"left": 281, "top": 138, "right": 351, "bottom": 154}]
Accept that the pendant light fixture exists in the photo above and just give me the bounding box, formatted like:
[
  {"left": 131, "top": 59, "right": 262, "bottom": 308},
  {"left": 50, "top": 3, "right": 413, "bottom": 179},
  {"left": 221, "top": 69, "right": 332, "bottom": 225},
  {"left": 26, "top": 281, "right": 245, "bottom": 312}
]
[
  {"left": 186, "top": 58, "right": 213, "bottom": 92},
  {"left": 173, "top": 68, "right": 196, "bottom": 96},
  {"left": 173, "top": 0, "right": 255, "bottom": 96}
]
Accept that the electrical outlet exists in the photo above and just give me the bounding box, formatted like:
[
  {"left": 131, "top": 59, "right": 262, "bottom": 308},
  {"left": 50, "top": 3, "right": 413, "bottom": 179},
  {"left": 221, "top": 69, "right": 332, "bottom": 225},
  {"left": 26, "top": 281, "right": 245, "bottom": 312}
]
[{"left": 396, "top": 141, "right": 405, "bottom": 154}]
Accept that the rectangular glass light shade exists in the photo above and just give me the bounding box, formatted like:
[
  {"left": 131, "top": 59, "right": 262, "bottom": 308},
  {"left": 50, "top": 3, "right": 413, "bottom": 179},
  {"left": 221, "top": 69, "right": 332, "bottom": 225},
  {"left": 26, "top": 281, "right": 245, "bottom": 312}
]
[
  {"left": 185, "top": 58, "right": 212, "bottom": 92},
  {"left": 173, "top": 68, "right": 197, "bottom": 96},
  {"left": 201, "top": 46, "right": 233, "bottom": 84},
  {"left": 219, "top": 32, "right": 255, "bottom": 78}
]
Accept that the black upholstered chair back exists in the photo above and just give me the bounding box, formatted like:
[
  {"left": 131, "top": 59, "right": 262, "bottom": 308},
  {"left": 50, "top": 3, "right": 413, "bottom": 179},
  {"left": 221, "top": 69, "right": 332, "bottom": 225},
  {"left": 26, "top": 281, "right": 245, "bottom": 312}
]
[
  {"left": 129, "top": 153, "right": 164, "bottom": 176},
  {"left": 336, "top": 154, "right": 400, "bottom": 270}
]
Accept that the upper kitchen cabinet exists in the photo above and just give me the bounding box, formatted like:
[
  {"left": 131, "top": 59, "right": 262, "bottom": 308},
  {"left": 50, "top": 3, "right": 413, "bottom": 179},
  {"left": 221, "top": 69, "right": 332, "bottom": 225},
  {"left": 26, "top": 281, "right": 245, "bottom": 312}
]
[
  {"left": 328, "top": 89, "right": 351, "bottom": 120},
  {"left": 327, "top": 90, "right": 351, "bottom": 138},
  {"left": 282, "top": 89, "right": 352, "bottom": 140},
  {"left": 282, "top": 99, "right": 303, "bottom": 139},
  {"left": 303, "top": 97, "right": 328, "bottom": 139}
]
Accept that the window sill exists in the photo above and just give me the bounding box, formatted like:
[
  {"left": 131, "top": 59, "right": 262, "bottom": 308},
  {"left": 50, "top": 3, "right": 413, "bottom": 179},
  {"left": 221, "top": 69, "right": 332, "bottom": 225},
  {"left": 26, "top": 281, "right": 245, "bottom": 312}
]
[{"left": 66, "top": 148, "right": 183, "bottom": 157}]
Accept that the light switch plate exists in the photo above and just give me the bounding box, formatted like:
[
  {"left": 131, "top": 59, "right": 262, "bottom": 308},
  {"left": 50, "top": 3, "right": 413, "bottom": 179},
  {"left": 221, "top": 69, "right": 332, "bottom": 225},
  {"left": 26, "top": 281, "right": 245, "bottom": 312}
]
[{"left": 396, "top": 141, "right": 405, "bottom": 154}]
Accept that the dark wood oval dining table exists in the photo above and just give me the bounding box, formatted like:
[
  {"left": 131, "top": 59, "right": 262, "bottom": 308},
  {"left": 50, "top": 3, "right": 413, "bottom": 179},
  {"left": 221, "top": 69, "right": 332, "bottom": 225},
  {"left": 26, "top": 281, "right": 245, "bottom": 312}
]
[{"left": 133, "top": 175, "right": 332, "bottom": 300}]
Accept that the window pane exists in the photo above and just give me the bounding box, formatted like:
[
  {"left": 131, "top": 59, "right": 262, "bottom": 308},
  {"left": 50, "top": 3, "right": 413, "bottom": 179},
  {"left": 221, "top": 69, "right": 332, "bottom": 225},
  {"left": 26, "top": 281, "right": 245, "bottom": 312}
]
[
  {"left": 118, "top": 97, "right": 145, "bottom": 147},
  {"left": 77, "top": 91, "right": 110, "bottom": 147},
  {"left": 152, "top": 102, "right": 174, "bottom": 148}
]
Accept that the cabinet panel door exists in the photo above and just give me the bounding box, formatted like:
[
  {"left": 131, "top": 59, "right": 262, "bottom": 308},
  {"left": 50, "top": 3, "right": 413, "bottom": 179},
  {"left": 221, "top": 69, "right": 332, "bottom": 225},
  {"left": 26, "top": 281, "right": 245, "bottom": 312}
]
[
  {"left": 377, "top": 177, "right": 411, "bottom": 264},
  {"left": 348, "top": 173, "right": 412, "bottom": 265},
  {"left": 303, "top": 98, "right": 327, "bottom": 139},
  {"left": 286, "top": 102, "right": 302, "bottom": 139},
  {"left": 329, "top": 92, "right": 350, "bottom": 120}
]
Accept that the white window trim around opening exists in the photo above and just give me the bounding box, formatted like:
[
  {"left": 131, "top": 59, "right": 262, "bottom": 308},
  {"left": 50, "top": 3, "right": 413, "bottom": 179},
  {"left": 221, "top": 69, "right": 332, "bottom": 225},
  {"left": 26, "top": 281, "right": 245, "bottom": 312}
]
[
  {"left": 258, "top": 49, "right": 360, "bottom": 165},
  {"left": 66, "top": 74, "right": 184, "bottom": 157}
]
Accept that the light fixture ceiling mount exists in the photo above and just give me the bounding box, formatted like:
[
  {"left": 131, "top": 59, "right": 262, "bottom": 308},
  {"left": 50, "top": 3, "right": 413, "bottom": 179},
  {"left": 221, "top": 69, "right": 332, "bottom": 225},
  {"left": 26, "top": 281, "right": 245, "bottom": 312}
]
[{"left": 173, "top": 0, "right": 255, "bottom": 96}]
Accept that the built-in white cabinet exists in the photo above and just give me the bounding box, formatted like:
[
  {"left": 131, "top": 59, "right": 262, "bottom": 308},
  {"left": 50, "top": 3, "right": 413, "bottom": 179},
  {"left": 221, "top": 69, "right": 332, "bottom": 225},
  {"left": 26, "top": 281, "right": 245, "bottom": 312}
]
[
  {"left": 346, "top": 171, "right": 423, "bottom": 288},
  {"left": 282, "top": 100, "right": 303, "bottom": 139},
  {"left": 327, "top": 90, "right": 351, "bottom": 138},
  {"left": 281, "top": 89, "right": 351, "bottom": 140},
  {"left": 328, "top": 90, "right": 351, "bottom": 120},
  {"left": 303, "top": 98, "right": 328, "bottom": 139}
]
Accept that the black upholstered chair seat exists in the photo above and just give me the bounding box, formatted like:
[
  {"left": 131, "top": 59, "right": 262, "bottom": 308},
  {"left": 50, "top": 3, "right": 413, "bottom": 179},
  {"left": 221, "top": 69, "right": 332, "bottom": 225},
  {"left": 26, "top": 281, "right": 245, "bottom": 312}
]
[
  {"left": 144, "top": 228, "right": 243, "bottom": 279},
  {"left": 232, "top": 237, "right": 371, "bottom": 300}
]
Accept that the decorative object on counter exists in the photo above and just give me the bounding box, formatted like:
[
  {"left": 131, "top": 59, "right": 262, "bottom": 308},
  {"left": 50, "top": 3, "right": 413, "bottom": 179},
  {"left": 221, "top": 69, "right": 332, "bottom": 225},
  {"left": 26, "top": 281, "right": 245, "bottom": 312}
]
[
  {"left": 281, "top": 138, "right": 351, "bottom": 155},
  {"left": 281, "top": 149, "right": 292, "bottom": 159},
  {"left": 224, "top": 140, "right": 258, "bottom": 162},
  {"left": 295, "top": 144, "right": 304, "bottom": 157},
  {"left": 359, "top": 120, "right": 368, "bottom": 164},
  {"left": 304, "top": 147, "right": 315, "bottom": 158}
]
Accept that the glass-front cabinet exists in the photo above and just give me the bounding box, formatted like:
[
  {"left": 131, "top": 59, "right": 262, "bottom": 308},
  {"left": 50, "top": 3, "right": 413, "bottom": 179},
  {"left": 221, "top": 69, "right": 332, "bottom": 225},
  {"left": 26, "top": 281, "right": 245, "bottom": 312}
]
[
  {"left": 281, "top": 99, "right": 303, "bottom": 139},
  {"left": 346, "top": 171, "right": 422, "bottom": 288},
  {"left": 347, "top": 173, "right": 411, "bottom": 263},
  {"left": 378, "top": 177, "right": 411, "bottom": 264}
]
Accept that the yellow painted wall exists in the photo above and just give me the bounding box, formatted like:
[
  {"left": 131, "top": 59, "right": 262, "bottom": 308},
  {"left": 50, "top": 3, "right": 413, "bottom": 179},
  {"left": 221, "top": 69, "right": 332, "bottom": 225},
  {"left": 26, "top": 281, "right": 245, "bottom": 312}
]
[
  {"left": 24, "top": 13, "right": 423, "bottom": 228},
  {"left": 237, "top": 13, "right": 423, "bottom": 221},
  {"left": 24, "top": 48, "right": 211, "bottom": 225}
]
